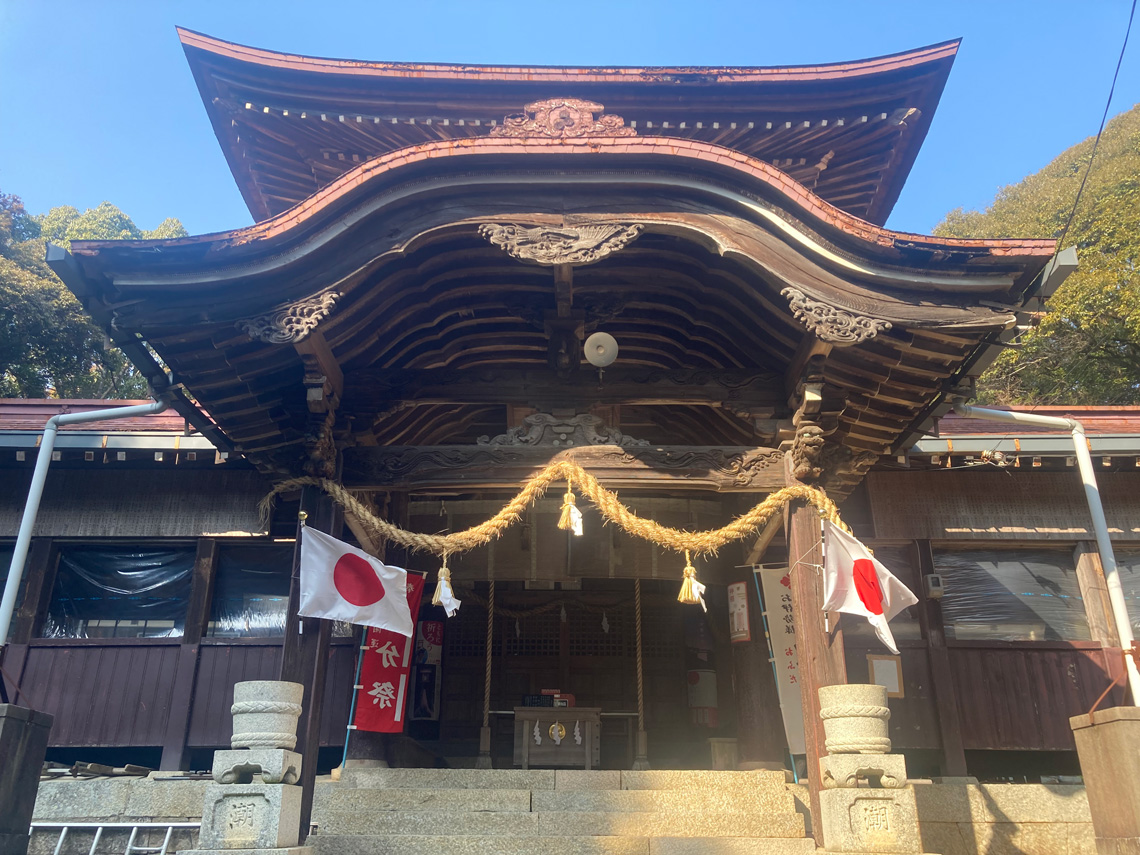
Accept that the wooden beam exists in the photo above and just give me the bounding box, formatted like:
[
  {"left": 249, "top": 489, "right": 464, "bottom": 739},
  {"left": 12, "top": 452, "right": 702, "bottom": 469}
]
[
  {"left": 160, "top": 538, "right": 219, "bottom": 770},
  {"left": 784, "top": 452, "right": 846, "bottom": 846},
  {"left": 785, "top": 336, "right": 833, "bottom": 400},
  {"left": 295, "top": 330, "right": 343, "bottom": 414},
  {"left": 1074, "top": 542, "right": 1121, "bottom": 648},
  {"left": 342, "top": 445, "right": 787, "bottom": 492},
  {"left": 341, "top": 368, "right": 785, "bottom": 415},
  {"left": 745, "top": 515, "right": 783, "bottom": 566},
  {"left": 915, "top": 539, "right": 969, "bottom": 778}
]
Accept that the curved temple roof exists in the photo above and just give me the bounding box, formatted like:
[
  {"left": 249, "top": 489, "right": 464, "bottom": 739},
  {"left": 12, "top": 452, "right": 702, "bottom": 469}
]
[
  {"left": 179, "top": 28, "right": 960, "bottom": 225},
  {"left": 58, "top": 135, "right": 1054, "bottom": 481}
]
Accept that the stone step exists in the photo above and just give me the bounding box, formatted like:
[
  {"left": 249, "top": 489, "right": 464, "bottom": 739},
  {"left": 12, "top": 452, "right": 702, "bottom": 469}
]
[
  {"left": 333, "top": 768, "right": 788, "bottom": 793},
  {"left": 315, "top": 808, "right": 804, "bottom": 839},
  {"left": 308, "top": 833, "right": 651, "bottom": 855},
  {"left": 312, "top": 786, "right": 532, "bottom": 814},
  {"left": 307, "top": 834, "right": 818, "bottom": 855},
  {"left": 535, "top": 811, "right": 805, "bottom": 839},
  {"left": 316, "top": 810, "right": 541, "bottom": 836},
  {"left": 620, "top": 771, "right": 787, "bottom": 791},
  {"left": 531, "top": 787, "right": 798, "bottom": 815},
  {"left": 337, "top": 768, "right": 557, "bottom": 790}
]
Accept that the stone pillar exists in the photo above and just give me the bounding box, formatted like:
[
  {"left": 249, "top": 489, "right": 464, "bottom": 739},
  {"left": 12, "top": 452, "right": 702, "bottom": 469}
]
[
  {"left": 0, "top": 704, "right": 53, "bottom": 855},
  {"left": 816, "top": 684, "right": 934, "bottom": 855},
  {"left": 1071, "top": 706, "right": 1140, "bottom": 855},
  {"left": 181, "top": 680, "right": 311, "bottom": 855}
]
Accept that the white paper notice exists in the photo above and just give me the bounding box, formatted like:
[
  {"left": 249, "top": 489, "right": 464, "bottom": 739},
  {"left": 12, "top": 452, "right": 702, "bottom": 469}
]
[
  {"left": 727, "top": 581, "right": 751, "bottom": 643},
  {"left": 758, "top": 568, "right": 806, "bottom": 755}
]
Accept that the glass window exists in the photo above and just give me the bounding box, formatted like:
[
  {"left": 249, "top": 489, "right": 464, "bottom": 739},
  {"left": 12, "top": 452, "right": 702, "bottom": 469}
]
[
  {"left": 206, "top": 544, "right": 294, "bottom": 638},
  {"left": 1108, "top": 550, "right": 1140, "bottom": 634},
  {"left": 934, "top": 549, "right": 1090, "bottom": 642},
  {"left": 840, "top": 545, "right": 923, "bottom": 644},
  {"left": 43, "top": 546, "right": 195, "bottom": 639}
]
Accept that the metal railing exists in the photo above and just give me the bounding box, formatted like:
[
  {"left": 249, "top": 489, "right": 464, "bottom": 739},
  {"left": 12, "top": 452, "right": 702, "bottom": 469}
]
[{"left": 28, "top": 821, "right": 200, "bottom": 855}]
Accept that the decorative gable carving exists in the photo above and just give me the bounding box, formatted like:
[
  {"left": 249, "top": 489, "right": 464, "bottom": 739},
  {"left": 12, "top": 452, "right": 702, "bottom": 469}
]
[
  {"left": 479, "top": 223, "right": 643, "bottom": 266},
  {"left": 478, "top": 413, "right": 649, "bottom": 448},
  {"left": 236, "top": 289, "right": 340, "bottom": 344},
  {"left": 781, "top": 287, "right": 891, "bottom": 345},
  {"left": 491, "top": 98, "right": 636, "bottom": 139}
]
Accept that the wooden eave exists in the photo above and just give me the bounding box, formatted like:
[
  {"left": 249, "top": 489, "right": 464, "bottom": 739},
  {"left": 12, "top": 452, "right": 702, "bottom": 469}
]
[
  {"left": 61, "top": 140, "right": 1053, "bottom": 483},
  {"left": 178, "top": 27, "right": 959, "bottom": 225}
]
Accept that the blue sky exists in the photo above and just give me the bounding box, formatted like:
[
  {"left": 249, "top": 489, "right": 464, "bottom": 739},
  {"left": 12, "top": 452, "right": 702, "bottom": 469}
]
[{"left": 1, "top": 0, "right": 1137, "bottom": 237}]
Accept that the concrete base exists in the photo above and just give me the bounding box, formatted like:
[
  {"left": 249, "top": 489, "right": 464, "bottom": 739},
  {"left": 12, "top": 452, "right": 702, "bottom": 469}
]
[
  {"left": 199, "top": 782, "right": 301, "bottom": 850},
  {"left": 1071, "top": 706, "right": 1140, "bottom": 855},
  {"left": 0, "top": 704, "right": 54, "bottom": 855},
  {"left": 819, "top": 786, "right": 922, "bottom": 854},
  {"left": 475, "top": 725, "right": 493, "bottom": 769},
  {"left": 0, "top": 832, "right": 30, "bottom": 855}
]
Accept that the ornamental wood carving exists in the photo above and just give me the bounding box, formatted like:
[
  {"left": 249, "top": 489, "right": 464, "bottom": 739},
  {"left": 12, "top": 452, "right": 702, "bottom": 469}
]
[
  {"left": 478, "top": 413, "right": 649, "bottom": 448},
  {"left": 479, "top": 223, "right": 643, "bottom": 265},
  {"left": 781, "top": 287, "right": 891, "bottom": 345},
  {"left": 341, "top": 445, "right": 786, "bottom": 491},
  {"left": 491, "top": 98, "right": 636, "bottom": 139},
  {"left": 237, "top": 289, "right": 340, "bottom": 344}
]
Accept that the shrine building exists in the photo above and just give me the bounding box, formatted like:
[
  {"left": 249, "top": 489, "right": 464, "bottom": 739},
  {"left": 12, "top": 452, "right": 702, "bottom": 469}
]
[{"left": 4, "top": 30, "right": 1139, "bottom": 853}]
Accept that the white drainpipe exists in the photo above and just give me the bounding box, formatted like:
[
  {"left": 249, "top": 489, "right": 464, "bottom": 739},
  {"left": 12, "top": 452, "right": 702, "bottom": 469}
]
[
  {"left": 0, "top": 399, "right": 170, "bottom": 648},
  {"left": 952, "top": 401, "right": 1140, "bottom": 706}
]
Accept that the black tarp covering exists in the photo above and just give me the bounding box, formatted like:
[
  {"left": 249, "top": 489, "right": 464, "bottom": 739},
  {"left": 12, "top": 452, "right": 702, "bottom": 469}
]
[
  {"left": 43, "top": 546, "right": 195, "bottom": 638},
  {"left": 934, "top": 549, "right": 1090, "bottom": 641},
  {"left": 207, "top": 544, "right": 293, "bottom": 637}
]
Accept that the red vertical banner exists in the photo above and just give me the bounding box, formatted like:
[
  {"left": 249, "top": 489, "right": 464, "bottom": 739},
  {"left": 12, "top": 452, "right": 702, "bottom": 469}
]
[{"left": 353, "top": 573, "right": 425, "bottom": 733}]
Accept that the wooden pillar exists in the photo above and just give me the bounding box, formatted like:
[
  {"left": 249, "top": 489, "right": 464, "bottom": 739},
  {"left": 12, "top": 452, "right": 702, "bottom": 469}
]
[
  {"left": 914, "top": 540, "right": 969, "bottom": 778},
  {"left": 784, "top": 452, "right": 845, "bottom": 845},
  {"left": 281, "top": 485, "right": 341, "bottom": 843},
  {"left": 1, "top": 539, "right": 59, "bottom": 706},
  {"left": 160, "top": 538, "right": 217, "bottom": 770},
  {"left": 345, "top": 491, "right": 407, "bottom": 770},
  {"left": 1074, "top": 542, "right": 1122, "bottom": 648},
  {"left": 729, "top": 566, "right": 788, "bottom": 768}
]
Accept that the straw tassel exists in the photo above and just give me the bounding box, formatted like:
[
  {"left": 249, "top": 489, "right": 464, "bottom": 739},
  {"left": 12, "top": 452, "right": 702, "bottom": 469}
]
[
  {"left": 558, "top": 479, "right": 584, "bottom": 536},
  {"left": 677, "top": 550, "right": 707, "bottom": 612},
  {"left": 432, "top": 554, "right": 462, "bottom": 617}
]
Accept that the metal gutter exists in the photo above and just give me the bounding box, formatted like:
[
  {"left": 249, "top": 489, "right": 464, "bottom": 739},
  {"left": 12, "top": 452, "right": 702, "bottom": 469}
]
[{"left": 0, "top": 400, "right": 168, "bottom": 648}]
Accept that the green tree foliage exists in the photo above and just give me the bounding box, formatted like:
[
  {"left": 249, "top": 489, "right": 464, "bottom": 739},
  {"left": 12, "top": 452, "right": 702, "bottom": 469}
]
[
  {"left": 935, "top": 104, "right": 1140, "bottom": 405},
  {"left": 0, "top": 192, "right": 188, "bottom": 398}
]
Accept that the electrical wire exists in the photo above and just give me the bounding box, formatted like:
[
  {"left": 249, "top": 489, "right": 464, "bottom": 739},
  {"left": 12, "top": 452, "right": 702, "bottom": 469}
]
[{"left": 1056, "top": 0, "right": 1137, "bottom": 252}]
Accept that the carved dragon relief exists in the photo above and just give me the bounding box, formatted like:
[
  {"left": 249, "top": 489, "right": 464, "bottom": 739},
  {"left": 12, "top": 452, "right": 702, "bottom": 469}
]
[
  {"left": 781, "top": 287, "right": 892, "bottom": 345},
  {"left": 478, "top": 413, "right": 649, "bottom": 448},
  {"left": 236, "top": 288, "right": 340, "bottom": 344},
  {"left": 490, "top": 98, "right": 637, "bottom": 139},
  {"left": 479, "top": 223, "right": 643, "bottom": 266}
]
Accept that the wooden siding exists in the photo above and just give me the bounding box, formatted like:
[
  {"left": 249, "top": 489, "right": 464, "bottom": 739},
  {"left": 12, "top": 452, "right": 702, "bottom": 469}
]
[
  {"left": 867, "top": 471, "right": 1140, "bottom": 540},
  {"left": 845, "top": 644, "right": 941, "bottom": 750},
  {"left": 948, "top": 642, "right": 1125, "bottom": 750},
  {"left": 0, "top": 470, "right": 270, "bottom": 538},
  {"left": 21, "top": 641, "right": 180, "bottom": 746},
  {"left": 187, "top": 641, "right": 354, "bottom": 748}
]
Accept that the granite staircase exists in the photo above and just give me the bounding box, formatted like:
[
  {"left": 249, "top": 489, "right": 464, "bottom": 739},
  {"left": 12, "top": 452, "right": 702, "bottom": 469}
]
[{"left": 309, "top": 768, "right": 817, "bottom": 855}]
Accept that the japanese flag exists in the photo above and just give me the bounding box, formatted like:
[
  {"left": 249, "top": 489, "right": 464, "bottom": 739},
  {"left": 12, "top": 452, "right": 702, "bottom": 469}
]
[
  {"left": 298, "top": 527, "right": 413, "bottom": 636},
  {"left": 822, "top": 521, "right": 918, "bottom": 654}
]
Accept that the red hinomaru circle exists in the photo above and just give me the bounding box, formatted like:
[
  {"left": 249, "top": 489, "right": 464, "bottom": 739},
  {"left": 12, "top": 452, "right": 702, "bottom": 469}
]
[{"left": 333, "top": 553, "right": 386, "bottom": 607}]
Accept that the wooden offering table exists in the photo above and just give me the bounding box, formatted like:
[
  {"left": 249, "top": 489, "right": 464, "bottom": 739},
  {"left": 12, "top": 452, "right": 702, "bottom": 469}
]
[{"left": 513, "top": 707, "right": 601, "bottom": 769}]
